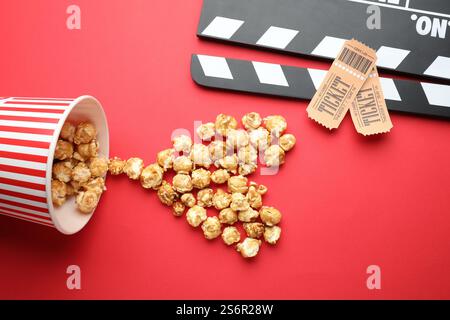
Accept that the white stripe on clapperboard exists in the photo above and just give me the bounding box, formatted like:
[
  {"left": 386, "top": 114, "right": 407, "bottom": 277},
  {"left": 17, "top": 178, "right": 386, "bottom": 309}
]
[{"left": 196, "top": 55, "right": 450, "bottom": 108}]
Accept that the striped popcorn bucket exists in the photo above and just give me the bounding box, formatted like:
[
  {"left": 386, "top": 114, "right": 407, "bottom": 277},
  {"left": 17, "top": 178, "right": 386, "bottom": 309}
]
[{"left": 0, "top": 96, "right": 109, "bottom": 234}]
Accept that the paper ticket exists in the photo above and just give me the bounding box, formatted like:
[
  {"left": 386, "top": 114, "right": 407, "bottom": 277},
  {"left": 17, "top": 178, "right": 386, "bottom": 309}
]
[
  {"left": 350, "top": 67, "right": 393, "bottom": 135},
  {"left": 306, "top": 39, "right": 377, "bottom": 130}
]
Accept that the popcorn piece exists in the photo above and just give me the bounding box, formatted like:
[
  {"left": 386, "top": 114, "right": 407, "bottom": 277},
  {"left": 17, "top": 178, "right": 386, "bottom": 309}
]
[
  {"left": 257, "top": 184, "right": 268, "bottom": 195},
  {"left": 140, "top": 163, "right": 164, "bottom": 189},
  {"left": 74, "top": 122, "right": 97, "bottom": 145},
  {"left": 83, "top": 177, "right": 106, "bottom": 196},
  {"left": 226, "top": 129, "right": 249, "bottom": 150},
  {"left": 238, "top": 207, "right": 259, "bottom": 222},
  {"left": 264, "top": 115, "right": 287, "bottom": 135},
  {"left": 172, "top": 201, "right": 185, "bottom": 217},
  {"left": 173, "top": 155, "right": 193, "bottom": 174},
  {"left": 236, "top": 238, "right": 262, "bottom": 258},
  {"left": 54, "top": 139, "right": 73, "bottom": 160},
  {"left": 71, "top": 162, "right": 91, "bottom": 183},
  {"left": 52, "top": 160, "right": 73, "bottom": 183},
  {"left": 264, "top": 226, "right": 281, "bottom": 245},
  {"left": 173, "top": 173, "right": 193, "bottom": 193},
  {"left": 190, "top": 143, "right": 212, "bottom": 169},
  {"left": 237, "top": 145, "right": 257, "bottom": 165},
  {"left": 70, "top": 180, "right": 83, "bottom": 193},
  {"left": 157, "top": 149, "right": 175, "bottom": 171},
  {"left": 264, "top": 145, "right": 286, "bottom": 167},
  {"left": 243, "top": 222, "right": 264, "bottom": 239},
  {"left": 60, "top": 122, "right": 75, "bottom": 142},
  {"left": 230, "top": 192, "right": 250, "bottom": 211},
  {"left": 211, "top": 169, "right": 230, "bottom": 184},
  {"left": 201, "top": 216, "right": 222, "bottom": 240},
  {"left": 219, "top": 208, "right": 238, "bottom": 225},
  {"left": 51, "top": 179, "right": 67, "bottom": 207},
  {"left": 209, "top": 141, "right": 227, "bottom": 164},
  {"left": 76, "top": 190, "right": 100, "bottom": 213},
  {"left": 212, "top": 189, "right": 232, "bottom": 210},
  {"left": 246, "top": 185, "right": 263, "bottom": 209},
  {"left": 222, "top": 226, "right": 241, "bottom": 245},
  {"left": 248, "top": 127, "right": 270, "bottom": 150},
  {"left": 157, "top": 181, "right": 178, "bottom": 206},
  {"left": 242, "top": 112, "right": 262, "bottom": 130},
  {"left": 180, "top": 193, "right": 196, "bottom": 208},
  {"left": 66, "top": 182, "right": 76, "bottom": 197},
  {"left": 279, "top": 133, "right": 296, "bottom": 152},
  {"left": 238, "top": 163, "right": 257, "bottom": 176},
  {"left": 215, "top": 113, "right": 238, "bottom": 136},
  {"left": 123, "top": 157, "right": 144, "bottom": 180},
  {"left": 218, "top": 154, "right": 238, "bottom": 174},
  {"left": 186, "top": 205, "right": 207, "bottom": 227},
  {"left": 191, "top": 168, "right": 211, "bottom": 189},
  {"left": 172, "top": 134, "right": 192, "bottom": 154},
  {"left": 74, "top": 140, "right": 99, "bottom": 161},
  {"left": 197, "top": 188, "right": 214, "bottom": 207},
  {"left": 196, "top": 122, "right": 215, "bottom": 141},
  {"left": 108, "top": 157, "right": 126, "bottom": 175},
  {"left": 259, "top": 206, "right": 282, "bottom": 226},
  {"left": 89, "top": 157, "right": 108, "bottom": 177},
  {"left": 228, "top": 175, "right": 248, "bottom": 194}
]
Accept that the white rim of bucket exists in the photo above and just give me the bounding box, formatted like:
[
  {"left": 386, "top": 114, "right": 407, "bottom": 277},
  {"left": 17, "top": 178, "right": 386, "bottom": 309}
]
[{"left": 45, "top": 95, "right": 110, "bottom": 235}]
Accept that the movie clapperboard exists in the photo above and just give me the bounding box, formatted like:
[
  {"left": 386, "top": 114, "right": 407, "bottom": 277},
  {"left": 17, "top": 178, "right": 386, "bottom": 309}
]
[{"left": 191, "top": 0, "right": 450, "bottom": 119}]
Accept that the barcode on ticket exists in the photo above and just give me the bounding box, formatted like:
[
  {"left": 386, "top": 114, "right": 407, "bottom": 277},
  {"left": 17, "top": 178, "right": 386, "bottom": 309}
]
[{"left": 337, "top": 47, "right": 372, "bottom": 74}]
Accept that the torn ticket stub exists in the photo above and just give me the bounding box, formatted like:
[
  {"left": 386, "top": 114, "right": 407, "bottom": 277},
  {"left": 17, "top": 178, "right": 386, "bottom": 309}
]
[
  {"left": 350, "top": 67, "right": 393, "bottom": 136},
  {"left": 306, "top": 39, "right": 377, "bottom": 130}
]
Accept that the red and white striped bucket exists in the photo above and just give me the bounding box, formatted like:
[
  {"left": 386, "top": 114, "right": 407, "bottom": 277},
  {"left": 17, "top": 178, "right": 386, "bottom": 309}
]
[{"left": 0, "top": 96, "right": 109, "bottom": 234}]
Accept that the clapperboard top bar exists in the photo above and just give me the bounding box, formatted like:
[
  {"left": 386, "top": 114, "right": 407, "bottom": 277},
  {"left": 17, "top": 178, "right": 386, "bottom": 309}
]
[
  {"left": 191, "top": 54, "right": 450, "bottom": 119},
  {"left": 198, "top": 0, "right": 450, "bottom": 80}
]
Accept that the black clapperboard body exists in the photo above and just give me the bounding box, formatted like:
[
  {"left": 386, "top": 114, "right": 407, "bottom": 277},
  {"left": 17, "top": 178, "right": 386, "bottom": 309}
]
[{"left": 192, "top": 0, "right": 450, "bottom": 119}]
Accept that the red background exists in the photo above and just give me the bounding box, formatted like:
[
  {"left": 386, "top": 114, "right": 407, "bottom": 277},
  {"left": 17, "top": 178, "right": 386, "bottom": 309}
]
[{"left": 1, "top": 0, "right": 449, "bottom": 299}]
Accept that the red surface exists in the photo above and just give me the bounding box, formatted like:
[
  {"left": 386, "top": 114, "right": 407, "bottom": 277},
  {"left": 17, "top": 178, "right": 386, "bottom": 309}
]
[{"left": 1, "top": 0, "right": 450, "bottom": 300}]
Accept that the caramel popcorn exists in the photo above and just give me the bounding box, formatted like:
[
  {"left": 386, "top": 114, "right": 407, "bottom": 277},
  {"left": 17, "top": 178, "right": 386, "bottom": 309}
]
[
  {"left": 248, "top": 127, "right": 270, "bottom": 150},
  {"left": 228, "top": 175, "right": 248, "bottom": 194},
  {"left": 71, "top": 162, "right": 91, "bottom": 183},
  {"left": 157, "top": 149, "right": 175, "bottom": 171},
  {"left": 257, "top": 184, "right": 268, "bottom": 195},
  {"left": 242, "top": 112, "right": 262, "bottom": 130},
  {"left": 215, "top": 113, "right": 238, "bottom": 136},
  {"left": 208, "top": 140, "right": 227, "bottom": 164},
  {"left": 83, "top": 177, "right": 106, "bottom": 196},
  {"left": 211, "top": 169, "right": 230, "bottom": 184},
  {"left": 173, "top": 155, "right": 193, "bottom": 174},
  {"left": 108, "top": 157, "right": 125, "bottom": 175},
  {"left": 197, "top": 188, "right": 214, "bottom": 207},
  {"left": 226, "top": 129, "right": 249, "bottom": 150},
  {"left": 212, "top": 189, "right": 232, "bottom": 210},
  {"left": 172, "top": 201, "right": 185, "bottom": 217},
  {"left": 54, "top": 139, "right": 73, "bottom": 160},
  {"left": 264, "top": 226, "right": 281, "bottom": 245},
  {"left": 190, "top": 143, "right": 212, "bottom": 168},
  {"left": 186, "top": 205, "right": 207, "bottom": 227},
  {"left": 60, "top": 122, "right": 75, "bottom": 142},
  {"left": 230, "top": 192, "right": 250, "bottom": 211},
  {"left": 66, "top": 182, "right": 76, "bottom": 197},
  {"left": 218, "top": 154, "right": 238, "bottom": 174},
  {"left": 76, "top": 190, "right": 100, "bottom": 214},
  {"left": 140, "top": 163, "right": 164, "bottom": 189},
  {"left": 259, "top": 206, "right": 282, "bottom": 226},
  {"left": 191, "top": 168, "right": 211, "bottom": 189},
  {"left": 123, "top": 157, "right": 144, "bottom": 180},
  {"left": 173, "top": 173, "right": 193, "bottom": 193},
  {"left": 246, "top": 185, "right": 263, "bottom": 209},
  {"left": 157, "top": 181, "right": 178, "bottom": 206},
  {"left": 238, "top": 163, "right": 257, "bottom": 176},
  {"left": 264, "top": 145, "right": 286, "bottom": 167},
  {"left": 51, "top": 179, "right": 67, "bottom": 207},
  {"left": 236, "top": 238, "right": 261, "bottom": 258},
  {"left": 279, "top": 133, "right": 296, "bottom": 152},
  {"left": 74, "top": 122, "right": 97, "bottom": 145},
  {"left": 172, "top": 134, "right": 192, "bottom": 154},
  {"left": 219, "top": 208, "right": 238, "bottom": 225},
  {"left": 222, "top": 226, "right": 241, "bottom": 245},
  {"left": 238, "top": 207, "right": 259, "bottom": 222},
  {"left": 196, "top": 122, "right": 216, "bottom": 141},
  {"left": 243, "top": 222, "right": 264, "bottom": 239},
  {"left": 201, "top": 216, "right": 222, "bottom": 240},
  {"left": 74, "top": 140, "right": 98, "bottom": 161},
  {"left": 181, "top": 193, "right": 196, "bottom": 208},
  {"left": 52, "top": 160, "right": 73, "bottom": 183},
  {"left": 264, "top": 115, "right": 287, "bottom": 135},
  {"left": 89, "top": 157, "right": 108, "bottom": 177},
  {"left": 237, "top": 145, "right": 257, "bottom": 165}
]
